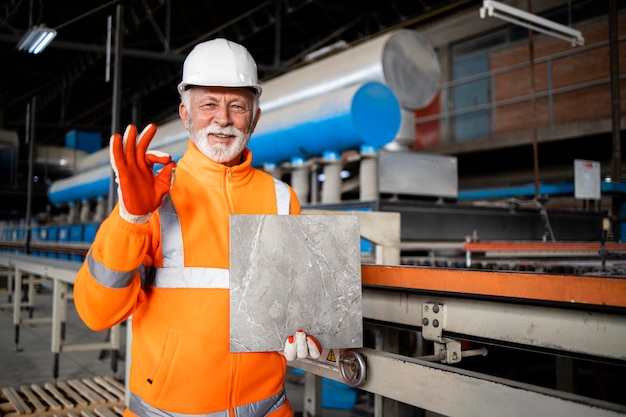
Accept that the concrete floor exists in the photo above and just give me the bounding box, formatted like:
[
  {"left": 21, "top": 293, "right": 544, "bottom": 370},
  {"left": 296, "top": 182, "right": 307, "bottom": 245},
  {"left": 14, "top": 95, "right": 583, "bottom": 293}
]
[
  {"left": 0, "top": 284, "right": 358, "bottom": 416},
  {"left": 0, "top": 284, "right": 117, "bottom": 388}
]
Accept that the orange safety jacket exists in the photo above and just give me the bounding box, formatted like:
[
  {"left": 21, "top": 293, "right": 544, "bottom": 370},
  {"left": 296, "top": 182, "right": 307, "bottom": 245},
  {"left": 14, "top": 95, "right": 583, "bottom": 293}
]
[{"left": 74, "top": 143, "right": 301, "bottom": 417}]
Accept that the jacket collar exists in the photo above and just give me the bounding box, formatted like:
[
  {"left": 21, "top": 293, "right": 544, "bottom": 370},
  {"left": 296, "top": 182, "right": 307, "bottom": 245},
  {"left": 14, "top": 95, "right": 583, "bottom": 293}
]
[{"left": 176, "top": 140, "right": 255, "bottom": 187}]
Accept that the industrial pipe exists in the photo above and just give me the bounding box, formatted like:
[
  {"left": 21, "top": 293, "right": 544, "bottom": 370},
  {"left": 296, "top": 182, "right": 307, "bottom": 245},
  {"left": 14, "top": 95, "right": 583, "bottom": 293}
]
[
  {"left": 261, "top": 29, "right": 440, "bottom": 112},
  {"left": 248, "top": 82, "right": 400, "bottom": 166}
]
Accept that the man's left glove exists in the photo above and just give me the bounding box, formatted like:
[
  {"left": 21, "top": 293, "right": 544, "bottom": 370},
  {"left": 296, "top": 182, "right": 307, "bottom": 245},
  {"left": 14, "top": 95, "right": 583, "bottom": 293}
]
[
  {"left": 284, "top": 330, "right": 322, "bottom": 361},
  {"left": 110, "top": 123, "right": 176, "bottom": 224}
]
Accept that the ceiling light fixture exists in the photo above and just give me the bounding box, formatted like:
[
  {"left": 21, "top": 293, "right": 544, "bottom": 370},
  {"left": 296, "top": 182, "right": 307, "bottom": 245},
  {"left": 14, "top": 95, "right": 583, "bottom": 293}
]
[
  {"left": 479, "top": 0, "right": 584, "bottom": 46},
  {"left": 16, "top": 24, "right": 57, "bottom": 54}
]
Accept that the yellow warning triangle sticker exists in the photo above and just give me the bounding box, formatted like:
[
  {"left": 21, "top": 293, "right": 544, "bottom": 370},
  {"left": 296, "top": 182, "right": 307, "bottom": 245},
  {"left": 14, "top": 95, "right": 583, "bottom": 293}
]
[{"left": 326, "top": 349, "right": 336, "bottom": 362}]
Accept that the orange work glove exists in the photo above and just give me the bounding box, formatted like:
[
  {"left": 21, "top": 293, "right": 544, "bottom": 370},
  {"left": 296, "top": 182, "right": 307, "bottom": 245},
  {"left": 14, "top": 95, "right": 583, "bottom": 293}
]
[
  {"left": 109, "top": 123, "right": 176, "bottom": 224},
  {"left": 283, "top": 330, "right": 322, "bottom": 361}
]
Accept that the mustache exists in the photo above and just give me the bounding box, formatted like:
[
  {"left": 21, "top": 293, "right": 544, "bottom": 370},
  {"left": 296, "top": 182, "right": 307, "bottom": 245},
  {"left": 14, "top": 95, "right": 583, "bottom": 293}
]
[{"left": 202, "top": 125, "right": 243, "bottom": 137}]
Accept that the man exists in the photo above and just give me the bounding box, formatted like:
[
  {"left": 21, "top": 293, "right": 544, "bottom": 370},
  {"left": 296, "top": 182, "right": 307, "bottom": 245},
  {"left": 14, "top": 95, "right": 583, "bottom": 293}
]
[{"left": 74, "top": 38, "right": 320, "bottom": 417}]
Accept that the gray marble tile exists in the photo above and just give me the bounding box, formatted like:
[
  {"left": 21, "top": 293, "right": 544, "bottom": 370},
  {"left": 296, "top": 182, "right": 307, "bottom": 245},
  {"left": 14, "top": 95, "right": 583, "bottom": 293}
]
[{"left": 230, "top": 214, "right": 363, "bottom": 353}]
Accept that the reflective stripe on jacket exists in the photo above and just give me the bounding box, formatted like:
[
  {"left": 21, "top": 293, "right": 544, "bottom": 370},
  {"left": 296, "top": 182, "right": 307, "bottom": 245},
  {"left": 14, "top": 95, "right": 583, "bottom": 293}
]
[
  {"left": 74, "top": 144, "right": 300, "bottom": 416},
  {"left": 129, "top": 388, "right": 287, "bottom": 417}
]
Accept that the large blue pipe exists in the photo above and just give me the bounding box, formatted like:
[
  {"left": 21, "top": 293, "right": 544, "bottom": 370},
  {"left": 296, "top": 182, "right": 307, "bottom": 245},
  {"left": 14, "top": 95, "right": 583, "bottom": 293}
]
[
  {"left": 47, "top": 82, "right": 400, "bottom": 205},
  {"left": 249, "top": 82, "right": 400, "bottom": 166}
]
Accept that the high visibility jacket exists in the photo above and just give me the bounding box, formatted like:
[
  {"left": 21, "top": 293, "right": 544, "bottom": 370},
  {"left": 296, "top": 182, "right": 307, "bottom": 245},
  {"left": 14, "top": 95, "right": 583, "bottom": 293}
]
[{"left": 74, "top": 143, "right": 301, "bottom": 417}]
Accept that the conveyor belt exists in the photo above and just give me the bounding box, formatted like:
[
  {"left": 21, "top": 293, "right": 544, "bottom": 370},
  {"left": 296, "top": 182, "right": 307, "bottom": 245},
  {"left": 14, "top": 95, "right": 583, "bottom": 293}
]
[
  {"left": 361, "top": 264, "right": 626, "bottom": 308},
  {"left": 0, "top": 377, "right": 125, "bottom": 417}
]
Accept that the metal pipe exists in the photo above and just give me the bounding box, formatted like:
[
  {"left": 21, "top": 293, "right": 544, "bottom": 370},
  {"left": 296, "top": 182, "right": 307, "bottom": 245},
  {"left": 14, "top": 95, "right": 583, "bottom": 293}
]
[
  {"left": 360, "top": 151, "right": 378, "bottom": 202},
  {"left": 67, "top": 202, "right": 78, "bottom": 224},
  {"left": 609, "top": 0, "right": 621, "bottom": 183},
  {"left": 417, "top": 347, "right": 488, "bottom": 363},
  {"left": 290, "top": 165, "right": 310, "bottom": 204},
  {"left": 609, "top": 0, "right": 622, "bottom": 241},
  {"left": 527, "top": 0, "right": 540, "bottom": 201},
  {"left": 107, "top": 4, "right": 122, "bottom": 214},
  {"left": 94, "top": 196, "right": 107, "bottom": 222},
  {"left": 321, "top": 160, "right": 342, "bottom": 204},
  {"left": 261, "top": 30, "right": 440, "bottom": 112},
  {"left": 80, "top": 199, "right": 91, "bottom": 223},
  {"left": 25, "top": 98, "right": 35, "bottom": 255}
]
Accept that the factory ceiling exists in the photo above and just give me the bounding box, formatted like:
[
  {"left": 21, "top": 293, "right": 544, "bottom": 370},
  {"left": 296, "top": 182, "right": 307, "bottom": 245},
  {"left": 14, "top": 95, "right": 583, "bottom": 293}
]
[{"left": 0, "top": 0, "right": 476, "bottom": 149}]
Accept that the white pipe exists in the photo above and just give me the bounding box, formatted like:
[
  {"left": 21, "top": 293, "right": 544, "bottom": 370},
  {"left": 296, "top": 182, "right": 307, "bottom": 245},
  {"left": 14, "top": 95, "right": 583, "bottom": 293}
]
[
  {"left": 67, "top": 202, "right": 78, "bottom": 224},
  {"left": 291, "top": 167, "right": 310, "bottom": 204},
  {"left": 360, "top": 156, "right": 378, "bottom": 202},
  {"left": 94, "top": 196, "right": 107, "bottom": 222},
  {"left": 261, "top": 30, "right": 440, "bottom": 111},
  {"left": 79, "top": 200, "right": 91, "bottom": 223},
  {"left": 321, "top": 161, "right": 342, "bottom": 204}
]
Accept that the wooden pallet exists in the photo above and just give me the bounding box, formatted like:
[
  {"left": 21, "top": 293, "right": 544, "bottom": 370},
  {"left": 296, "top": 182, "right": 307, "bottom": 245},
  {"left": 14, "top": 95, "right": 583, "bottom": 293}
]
[{"left": 0, "top": 376, "right": 125, "bottom": 417}]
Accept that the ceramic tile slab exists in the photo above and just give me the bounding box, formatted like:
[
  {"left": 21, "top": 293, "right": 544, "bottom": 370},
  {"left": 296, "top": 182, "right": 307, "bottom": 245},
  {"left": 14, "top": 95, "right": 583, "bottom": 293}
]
[{"left": 230, "top": 214, "right": 363, "bottom": 352}]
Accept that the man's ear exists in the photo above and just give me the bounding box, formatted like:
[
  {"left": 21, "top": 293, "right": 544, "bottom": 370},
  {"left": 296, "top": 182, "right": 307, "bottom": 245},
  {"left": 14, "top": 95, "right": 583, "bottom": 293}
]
[
  {"left": 179, "top": 103, "right": 189, "bottom": 129},
  {"left": 250, "top": 107, "right": 262, "bottom": 133}
]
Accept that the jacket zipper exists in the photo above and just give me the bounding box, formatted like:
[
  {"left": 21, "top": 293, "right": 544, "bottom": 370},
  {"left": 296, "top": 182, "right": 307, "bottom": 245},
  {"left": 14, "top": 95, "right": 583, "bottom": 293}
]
[
  {"left": 225, "top": 168, "right": 235, "bottom": 213},
  {"left": 226, "top": 166, "right": 237, "bottom": 409}
]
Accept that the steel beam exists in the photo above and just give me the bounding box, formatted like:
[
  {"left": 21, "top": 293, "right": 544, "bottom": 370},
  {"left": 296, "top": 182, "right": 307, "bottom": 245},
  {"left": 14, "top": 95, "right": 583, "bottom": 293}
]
[
  {"left": 363, "top": 287, "right": 626, "bottom": 361},
  {"left": 294, "top": 348, "right": 626, "bottom": 417}
]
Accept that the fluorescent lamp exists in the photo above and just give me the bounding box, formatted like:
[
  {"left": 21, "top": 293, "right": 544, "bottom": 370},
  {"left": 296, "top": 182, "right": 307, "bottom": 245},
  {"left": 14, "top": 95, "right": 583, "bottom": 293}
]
[
  {"left": 304, "top": 40, "right": 348, "bottom": 62},
  {"left": 16, "top": 25, "right": 57, "bottom": 54},
  {"left": 479, "top": 0, "right": 584, "bottom": 46}
]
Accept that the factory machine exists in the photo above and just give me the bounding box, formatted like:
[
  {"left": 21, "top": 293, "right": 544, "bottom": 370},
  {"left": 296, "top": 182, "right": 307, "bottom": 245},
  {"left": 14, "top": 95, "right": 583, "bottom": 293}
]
[{"left": 1, "top": 29, "right": 625, "bottom": 417}]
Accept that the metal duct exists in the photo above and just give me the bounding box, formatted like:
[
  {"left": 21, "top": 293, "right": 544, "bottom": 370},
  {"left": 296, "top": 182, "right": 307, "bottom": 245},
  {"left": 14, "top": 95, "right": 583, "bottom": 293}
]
[{"left": 261, "top": 29, "right": 440, "bottom": 111}]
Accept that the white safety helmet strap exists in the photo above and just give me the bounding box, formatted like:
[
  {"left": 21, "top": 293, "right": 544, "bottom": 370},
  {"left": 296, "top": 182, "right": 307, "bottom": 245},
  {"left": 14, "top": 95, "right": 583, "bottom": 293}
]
[{"left": 177, "top": 38, "right": 262, "bottom": 97}]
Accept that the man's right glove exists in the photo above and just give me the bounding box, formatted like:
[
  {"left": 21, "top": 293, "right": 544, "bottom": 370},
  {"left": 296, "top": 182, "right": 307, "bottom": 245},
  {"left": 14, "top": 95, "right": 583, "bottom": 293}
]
[{"left": 109, "top": 123, "right": 176, "bottom": 224}]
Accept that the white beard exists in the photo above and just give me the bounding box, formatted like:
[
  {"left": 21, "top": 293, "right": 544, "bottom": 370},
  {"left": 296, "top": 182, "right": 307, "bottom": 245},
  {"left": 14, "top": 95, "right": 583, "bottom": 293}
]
[{"left": 189, "top": 122, "right": 250, "bottom": 164}]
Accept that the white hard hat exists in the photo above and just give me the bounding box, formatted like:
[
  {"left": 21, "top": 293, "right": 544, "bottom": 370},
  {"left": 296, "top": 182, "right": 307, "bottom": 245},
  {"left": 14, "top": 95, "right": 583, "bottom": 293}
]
[{"left": 177, "top": 38, "right": 262, "bottom": 97}]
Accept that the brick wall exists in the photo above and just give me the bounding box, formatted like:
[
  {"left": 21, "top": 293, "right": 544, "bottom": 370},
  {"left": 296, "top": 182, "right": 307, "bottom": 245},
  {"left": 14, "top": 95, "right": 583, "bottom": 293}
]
[{"left": 490, "top": 13, "right": 626, "bottom": 134}]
